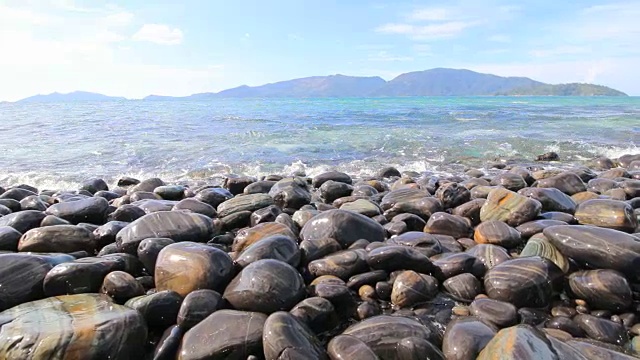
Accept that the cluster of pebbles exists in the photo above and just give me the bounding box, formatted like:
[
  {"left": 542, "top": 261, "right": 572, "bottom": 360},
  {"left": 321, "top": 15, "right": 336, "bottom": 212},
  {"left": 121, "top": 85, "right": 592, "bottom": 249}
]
[{"left": 1, "top": 153, "right": 640, "bottom": 359}]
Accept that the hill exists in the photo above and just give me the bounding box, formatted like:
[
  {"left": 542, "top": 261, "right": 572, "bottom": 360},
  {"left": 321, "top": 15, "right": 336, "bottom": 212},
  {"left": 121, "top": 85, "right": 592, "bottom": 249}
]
[
  {"left": 372, "top": 68, "right": 544, "bottom": 96},
  {"left": 18, "top": 91, "right": 126, "bottom": 103},
  {"left": 497, "top": 83, "right": 626, "bottom": 96}
]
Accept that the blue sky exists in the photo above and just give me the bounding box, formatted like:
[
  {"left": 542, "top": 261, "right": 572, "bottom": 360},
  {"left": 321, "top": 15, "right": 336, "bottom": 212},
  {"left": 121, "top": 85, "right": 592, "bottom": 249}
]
[{"left": 0, "top": 0, "right": 639, "bottom": 100}]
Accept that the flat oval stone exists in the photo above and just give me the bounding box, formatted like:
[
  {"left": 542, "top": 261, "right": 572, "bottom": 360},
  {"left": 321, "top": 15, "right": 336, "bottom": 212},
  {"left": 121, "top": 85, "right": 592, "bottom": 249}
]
[
  {"left": 268, "top": 177, "right": 312, "bottom": 210},
  {"left": 109, "top": 204, "right": 146, "bottom": 222},
  {"left": 18, "top": 224, "right": 95, "bottom": 253},
  {"left": 0, "top": 226, "right": 22, "bottom": 251},
  {"left": 477, "top": 324, "right": 557, "bottom": 360},
  {"left": 250, "top": 205, "right": 282, "bottom": 226},
  {"left": 45, "top": 197, "right": 109, "bottom": 224},
  {"left": 443, "top": 273, "right": 482, "bottom": 302},
  {"left": 233, "top": 222, "right": 296, "bottom": 252},
  {"left": 195, "top": 187, "right": 233, "bottom": 208},
  {"left": 0, "top": 294, "right": 146, "bottom": 359},
  {"left": 308, "top": 250, "right": 368, "bottom": 280},
  {"left": 537, "top": 171, "right": 587, "bottom": 195},
  {"left": 467, "top": 244, "right": 511, "bottom": 270},
  {"left": 244, "top": 180, "right": 277, "bottom": 194},
  {"left": 299, "top": 237, "right": 342, "bottom": 265},
  {"left": 518, "top": 187, "right": 577, "bottom": 213},
  {"left": 127, "top": 177, "right": 165, "bottom": 194},
  {"left": 236, "top": 234, "right": 300, "bottom": 268},
  {"left": 290, "top": 297, "right": 338, "bottom": 334},
  {"left": 178, "top": 309, "right": 267, "bottom": 360},
  {"left": 574, "top": 199, "right": 638, "bottom": 232},
  {"left": 474, "top": 220, "right": 522, "bottom": 249},
  {"left": 516, "top": 220, "right": 568, "bottom": 239},
  {"left": 224, "top": 259, "right": 305, "bottom": 313},
  {"left": 116, "top": 211, "right": 214, "bottom": 254},
  {"left": 480, "top": 188, "right": 542, "bottom": 227},
  {"left": 566, "top": 339, "right": 637, "bottom": 359},
  {"left": 435, "top": 182, "right": 471, "bottom": 209},
  {"left": 432, "top": 252, "right": 484, "bottom": 281},
  {"left": 366, "top": 245, "right": 433, "bottom": 274},
  {"left": 391, "top": 270, "right": 438, "bottom": 308},
  {"left": 568, "top": 270, "right": 632, "bottom": 312},
  {"left": 342, "top": 315, "right": 436, "bottom": 360},
  {"left": 301, "top": 209, "right": 385, "bottom": 248},
  {"left": 423, "top": 212, "right": 472, "bottom": 238},
  {"left": 177, "top": 289, "right": 222, "bottom": 331},
  {"left": 340, "top": 199, "right": 382, "bottom": 217},
  {"left": 137, "top": 237, "right": 174, "bottom": 273},
  {"left": 216, "top": 193, "right": 274, "bottom": 218},
  {"left": 380, "top": 188, "right": 431, "bottom": 211},
  {"left": 520, "top": 233, "right": 569, "bottom": 273},
  {"left": 43, "top": 256, "right": 124, "bottom": 296},
  {"left": 388, "top": 231, "right": 442, "bottom": 257},
  {"left": 383, "top": 197, "right": 442, "bottom": 221},
  {"left": 545, "top": 316, "right": 585, "bottom": 337},
  {"left": 574, "top": 314, "right": 629, "bottom": 345},
  {"left": 173, "top": 198, "right": 217, "bottom": 218},
  {"left": 154, "top": 185, "right": 186, "bottom": 200},
  {"left": 0, "top": 254, "right": 52, "bottom": 311},
  {"left": 396, "top": 336, "right": 445, "bottom": 360},
  {"left": 328, "top": 335, "right": 379, "bottom": 360},
  {"left": 469, "top": 298, "right": 518, "bottom": 328},
  {"left": 125, "top": 290, "right": 183, "bottom": 329},
  {"left": 155, "top": 242, "right": 234, "bottom": 297},
  {"left": 263, "top": 311, "right": 327, "bottom": 360},
  {"left": 347, "top": 270, "right": 388, "bottom": 290},
  {"left": 543, "top": 225, "right": 640, "bottom": 277},
  {"left": 484, "top": 256, "right": 562, "bottom": 308},
  {"left": 0, "top": 210, "right": 47, "bottom": 233},
  {"left": 452, "top": 198, "right": 485, "bottom": 226},
  {"left": 442, "top": 317, "right": 497, "bottom": 360}
]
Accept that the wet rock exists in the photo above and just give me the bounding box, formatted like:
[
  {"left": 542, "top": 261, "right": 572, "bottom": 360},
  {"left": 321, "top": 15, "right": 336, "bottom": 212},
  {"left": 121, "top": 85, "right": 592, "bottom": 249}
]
[
  {"left": 127, "top": 177, "right": 164, "bottom": 194},
  {"left": 443, "top": 317, "right": 497, "bottom": 360},
  {"left": 469, "top": 298, "right": 518, "bottom": 328},
  {"left": 0, "top": 254, "right": 52, "bottom": 311},
  {"left": 384, "top": 197, "right": 442, "bottom": 221},
  {"left": 568, "top": 270, "right": 632, "bottom": 312},
  {"left": 233, "top": 222, "right": 297, "bottom": 253},
  {"left": 518, "top": 187, "right": 577, "bottom": 213},
  {"left": 152, "top": 185, "right": 185, "bottom": 200},
  {"left": 328, "top": 335, "right": 380, "bottom": 360},
  {"left": 536, "top": 152, "right": 559, "bottom": 161},
  {"left": 480, "top": 188, "right": 542, "bottom": 227},
  {"left": 0, "top": 187, "right": 37, "bottom": 201},
  {"left": 300, "top": 237, "right": 342, "bottom": 265},
  {"left": 224, "top": 259, "right": 305, "bottom": 313},
  {"left": 173, "top": 198, "right": 217, "bottom": 218},
  {"left": 177, "top": 289, "right": 222, "bottom": 331},
  {"left": 588, "top": 178, "right": 619, "bottom": 194},
  {"left": 301, "top": 209, "right": 385, "bottom": 248},
  {"left": 452, "top": 198, "right": 485, "bottom": 226},
  {"left": 0, "top": 210, "right": 47, "bottom": 233},
  {"left": 290, "top": 297, "right": 338, "bottom": 334},
  {"left": 484, "top": 257, "right": 562, "bottom": 308},
  {"left": 308, "top": 250, "right": 367, "bottom": 280},
  {"left": 268, "top": 177, "right": 312, "bottom": 210},
  {"left": 566, "top": 338, "right": 637, "bottom": 359},
  {"left": 194, "top": 187, "right": 233, "bottom": 208},
  {"left": 432, "top": 252, "right": 484, "bottom": 281},
  {"left": 474, "top": 220, "right": 522, "bottom": 248},
  {"left": 45, "top": 197, "right": 109, "bottom": 224},
  {"left": 574, "top": 199, "right": 638, "bottom": 232},
  {"left": 125, "top": 290, "right": 183, "bottom": 329},
  {"left": 520, "top": 233, "right": 569, "bottom": 273},
  {"left": 0, "top": 294, "right": 146, "bottom": 359},
  {"left": 574, "top": 314, "right": 628, "bottom": 345},
  {"left": 100, "top": 270, "right": 144, "bottom": 303},
  {"left": 466, "top": 244, "right": 511, "bottom": 270},
  {"left": 93, "top": 221, "right": 128, "bottom": 248},
  {"left": 0, "top": 226, "right": 21, "bottom": 251},
  {"left": 0, "top": 199, "right": 20, "bottom": 212},
  {"left": 109, "top": 204, "right": 146, "bottom": 222},
  {"left": 217, "top": 193, "right": 274, "bottom": 218},
  {"left": 43, "top": 256, "right": 123, "bottom": 296},
  {"left": 543, "top": 225, "right": 640, "bottom": 277},
  {"left": 18, "top": 224, "right": 95, "bottom": 253},
  {"left": 292, "top": 208, "right": 321, "bottom": 228},
  {"left": 518, "top": 308, "right": 550, "bottom": 326},
  {"left": 263, "top": 311, "right": 327, "bottom": 360},
  {"left": 154, "top": 325, "right": 182, "bottom": 360},
  {"left": 155, "top": 242, "right": 234, "bottom": 297},
  {"left": 443, "top": 273, "right": 482, "bottom": 302},
  {"left": 380, "top": 189, "right": 431, "bottom": 211},
  {"left": 342, "top": 315, "right": 436, "bottom": 360},
  {"left": 396, "top": 336, "right": 445, "bottom": 360},
  {"left": 340, "top": 199, "right": 382, "bottom": 217},
  {"left": 491, "top": 173, "right": 527, "bottom": 191},
  {"left": 244, "top": 180, "right": 277, "bottom": 194},
  {"left": 389, "top": 231, "right": 443, "bottom": 257},
  {"left": 313, "top": 171, "right": 352, "bottom": 188},
  {"left": 137, "top": 237, "right": 174, "bottom": 273},
  {"left": 435, "top": 182, "right": 471, "bottom": 209},
  {"left": 391, "top": 270, "right": 438, "bottom": 308},
  {"left": 477, "top": 324, "right": 557, "bottom": 360},
  {"left": 19, "top": 195, "right": 47, "bottom": 211},
  {"left": 516, "top": 219, "right": 567, "bottom": 239},
  {"left": 236, "top": 235, "right": 300, "bottom": 268},
  {"left": 545, "top": 316, "right": 585, "bottom": 337},
  {"left": 537, "top": 171, "right": 587, "bottom": 195},
  {"left": 250, "top": 204, "right": 281, "bottom": 226},
  {"left": 424, "top": 212, "right": 472, "bottom": 238},
  {"left": 178, "top": 309, "right": 267, "bottom": 360},
  {"left": 320, "top": 180, "right": 354, "bottom": 203},
  {"left": 224, "top": 176, "right": 255, "bottom": 195},
  {"left": 366, "top": 245, "right": 433, "bottom": 274},
  {"left": 116, "top": 211, "right": 214, "bottom": 254}
]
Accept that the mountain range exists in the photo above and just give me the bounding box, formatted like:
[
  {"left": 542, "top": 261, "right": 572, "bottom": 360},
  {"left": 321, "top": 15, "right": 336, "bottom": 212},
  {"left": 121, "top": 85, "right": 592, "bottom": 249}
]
[{"left": 14, "top": 68, "right": 627, "bottom": 102}]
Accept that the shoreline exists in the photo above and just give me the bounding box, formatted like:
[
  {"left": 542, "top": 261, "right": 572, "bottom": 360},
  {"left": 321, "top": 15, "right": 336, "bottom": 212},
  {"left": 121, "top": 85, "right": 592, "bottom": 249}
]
[{"left": 0, "top": 152, "right": 640, "bottom": 358}]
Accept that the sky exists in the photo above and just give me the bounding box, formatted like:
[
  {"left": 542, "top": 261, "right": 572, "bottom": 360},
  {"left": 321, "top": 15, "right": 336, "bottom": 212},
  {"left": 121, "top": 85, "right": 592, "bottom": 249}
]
[{"left": 0, "top": 0, "right": 639, "bottom": 101}]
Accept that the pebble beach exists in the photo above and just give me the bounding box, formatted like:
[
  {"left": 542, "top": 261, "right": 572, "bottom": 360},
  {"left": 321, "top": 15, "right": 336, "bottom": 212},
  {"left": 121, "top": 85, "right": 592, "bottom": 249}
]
[{"left": 1, "top": 152, "right": 640, "bottom": 359}]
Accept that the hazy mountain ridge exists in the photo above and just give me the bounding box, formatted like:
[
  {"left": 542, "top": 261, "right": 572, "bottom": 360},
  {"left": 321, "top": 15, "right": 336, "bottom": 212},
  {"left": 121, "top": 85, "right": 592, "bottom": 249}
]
[{"left": 15, "top": 69, "right": 628, "bottom": 102}]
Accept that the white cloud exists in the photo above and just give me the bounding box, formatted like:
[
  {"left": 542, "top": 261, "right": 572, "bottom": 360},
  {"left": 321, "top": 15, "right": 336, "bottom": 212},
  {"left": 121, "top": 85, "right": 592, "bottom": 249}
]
[
  {"left": 105, "top": 12, "right": 134, "bottom": 27},
  {"left": 376, "top": 21, "right": 481, "bottom": 40},
  {"left": 133, "top": 24, "right": 184, "bottom": 45},
  {"left": 530, "top": 46, "right": 592, "bottom": 58}
]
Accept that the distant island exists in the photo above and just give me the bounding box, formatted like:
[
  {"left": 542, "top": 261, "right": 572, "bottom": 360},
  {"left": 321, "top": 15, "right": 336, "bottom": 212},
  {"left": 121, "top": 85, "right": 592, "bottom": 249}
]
[{"left": 14, "top": 68, "right": 627, "bottom": 103}]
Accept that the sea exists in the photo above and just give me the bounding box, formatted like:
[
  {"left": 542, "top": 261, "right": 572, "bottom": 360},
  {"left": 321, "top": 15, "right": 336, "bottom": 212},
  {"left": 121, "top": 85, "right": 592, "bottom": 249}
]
[{"left": 1, "top": 97, "right": 639, "bottom": 189}]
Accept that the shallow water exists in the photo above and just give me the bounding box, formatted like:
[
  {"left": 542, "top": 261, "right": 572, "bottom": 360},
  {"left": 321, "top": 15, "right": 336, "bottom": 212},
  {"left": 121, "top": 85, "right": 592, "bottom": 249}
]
[{"left": 0, "top": 97, "right": 639, "bottom": 188}]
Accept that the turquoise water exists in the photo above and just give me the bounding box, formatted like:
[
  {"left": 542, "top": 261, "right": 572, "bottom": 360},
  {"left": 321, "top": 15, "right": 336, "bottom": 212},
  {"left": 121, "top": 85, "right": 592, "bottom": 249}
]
[{"left": 0, "top": 97, "right": 638, "bottom": 188}]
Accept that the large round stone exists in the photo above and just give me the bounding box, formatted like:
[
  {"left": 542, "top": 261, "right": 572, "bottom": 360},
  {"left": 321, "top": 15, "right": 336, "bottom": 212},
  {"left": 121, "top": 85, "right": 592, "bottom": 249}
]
[
  {"left": 480, "top": 188, "right": 542, "bottom": 227},
  {"left": 116, "top": 211, "right": 214, "bottom": 254},
  {"left": 0, "top": 254, "right": 52, "bottom": 311},
  {"left": 216, "top": 193, "right": 274, "bottom": 218},
  {"left": 178, "top": 310, "right": 267, "bottom": 360},
  {"left": 443, "top": 317, "right": 497, "bottom": 360},
  {"left": 574, "top": 199, "right": 638, "bottom": 232},
  {"left": 18, "top": 225, "right": 96, "bottom": 253},
  {"left": 235, "top": 235, "right": 300, "bottom": 268},
  {"left": 155, "top": 242, "right": 234, "bottom": 297},
  {"left": 223, "top": 259, "right": 305, "bottom": 313},
  {"left": 301, "top": 209, "right": 385, "bottom": 248},
  {"left": 568, "top": 270, "right": 632, "bottom": 312},
  {"left": 0, "top": 210, "right": 47, "bottom": 233},
  {"left": 0, "top": 294, "right": 147, "bottom": 359},
  {"left": 45, "top": 197, "right": 109, "bottom": 224},
  {"left": 477, "top": 325, "right": 557, "bottom": 360}
]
